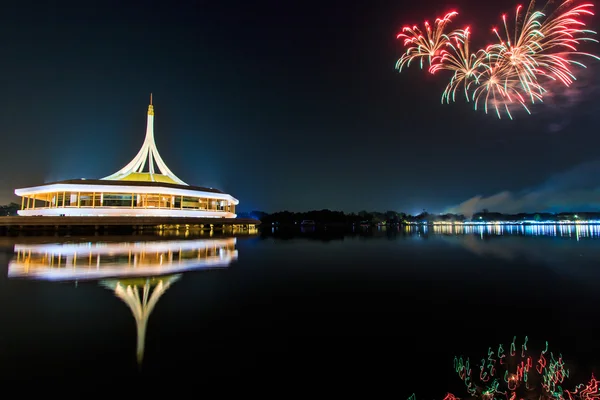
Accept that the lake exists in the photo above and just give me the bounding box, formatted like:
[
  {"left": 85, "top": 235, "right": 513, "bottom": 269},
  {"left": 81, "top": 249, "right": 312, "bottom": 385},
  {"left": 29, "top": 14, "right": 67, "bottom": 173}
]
[{"left": 1, "top": 224, "right": 600, "bottom": 391}]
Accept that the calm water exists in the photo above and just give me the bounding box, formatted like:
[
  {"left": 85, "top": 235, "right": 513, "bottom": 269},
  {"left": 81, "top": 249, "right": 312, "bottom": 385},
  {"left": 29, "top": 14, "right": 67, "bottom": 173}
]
[{"left": 1, "top": 225, "right": 600, "bottom": 389}]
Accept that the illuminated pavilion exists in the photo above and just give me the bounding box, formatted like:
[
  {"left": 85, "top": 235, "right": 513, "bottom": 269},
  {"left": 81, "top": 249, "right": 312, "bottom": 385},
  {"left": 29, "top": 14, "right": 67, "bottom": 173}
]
[{"left": 14, "top": 95, "right": 238, "bottom": 218}]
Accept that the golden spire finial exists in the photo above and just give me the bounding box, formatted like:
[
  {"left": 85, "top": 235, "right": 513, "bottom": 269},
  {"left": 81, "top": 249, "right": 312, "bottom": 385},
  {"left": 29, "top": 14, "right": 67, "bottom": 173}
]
[{"left": 148, "top": 93, "right": 154, "bottom": 116}]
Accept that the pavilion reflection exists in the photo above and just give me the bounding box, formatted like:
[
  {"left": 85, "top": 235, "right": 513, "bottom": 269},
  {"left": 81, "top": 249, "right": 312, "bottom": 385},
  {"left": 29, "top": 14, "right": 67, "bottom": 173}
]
[
  {"left": 7, "top": 237, "right": 238, "bottom": 365},
  {"left": 9, "top": 237, "right": 237, "bottom": 281}
]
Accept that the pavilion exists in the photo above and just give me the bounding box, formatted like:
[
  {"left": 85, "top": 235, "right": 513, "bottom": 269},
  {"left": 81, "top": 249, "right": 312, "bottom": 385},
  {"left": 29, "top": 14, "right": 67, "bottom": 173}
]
[{"left": 14, "top": 96, "right": 239, "bottom": 218}]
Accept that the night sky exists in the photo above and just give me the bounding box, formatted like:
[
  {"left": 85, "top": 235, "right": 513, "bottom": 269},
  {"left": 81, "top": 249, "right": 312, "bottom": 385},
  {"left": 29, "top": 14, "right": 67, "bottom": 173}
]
[{"left": 1, "top": 0, "right": 599, "bottom": 214}]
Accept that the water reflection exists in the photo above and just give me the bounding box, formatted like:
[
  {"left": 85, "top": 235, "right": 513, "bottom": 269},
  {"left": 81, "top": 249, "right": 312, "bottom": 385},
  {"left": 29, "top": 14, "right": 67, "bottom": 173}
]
[
  {"left": 100, "top": 275, "right": 180, "bottom": 365},
  {"left": 261, "top": 225, "right": 600, "bottom": 283},
  {"left": 9, "top": 238, "right": 237, "bottom": 280},
  {"left": 409, "top": 223, "right": 600, "bottom": 240},
  {"left": 7, "top": 237, "right": 238, "bottom": 365},
  {"left": 419, "top": 225, "right": 600, "bottom": 285},
  {"left": 2, "top": 228, "right": 600, "bottom": 381}
]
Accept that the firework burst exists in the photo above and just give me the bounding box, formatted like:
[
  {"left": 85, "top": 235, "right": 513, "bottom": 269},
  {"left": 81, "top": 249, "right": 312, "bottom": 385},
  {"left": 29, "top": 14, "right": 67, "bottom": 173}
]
[
  {"left": 430, "top": 27, "right": 486, "bottom": 104},
  {"left": 395, "top": 11, "right": 459, "bottom": 71},
  {"left": 395, "top": 0, "right": 600, "bottom": 119}
]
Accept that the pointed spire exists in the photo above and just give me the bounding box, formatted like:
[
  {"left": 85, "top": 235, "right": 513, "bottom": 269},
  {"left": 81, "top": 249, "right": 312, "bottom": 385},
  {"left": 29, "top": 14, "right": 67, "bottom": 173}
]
[
  {"left": 148, "top": 93, "right": 154, "bottom": 116},
  {"left": 101, "top": 98, "right": 187, "bottom": 185}
]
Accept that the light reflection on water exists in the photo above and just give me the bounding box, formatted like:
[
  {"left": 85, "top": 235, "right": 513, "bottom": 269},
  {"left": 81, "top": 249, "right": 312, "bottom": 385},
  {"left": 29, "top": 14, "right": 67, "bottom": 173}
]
[
  {"left": 380, "top": 224, "right": 600, "bottom": 287},
  {"left": 5, "top": 236, "right": 240, "bottom": 366},
  {"left": 406, "top": 223, "right": 600, "bottom": 240},
  {"left": 9, "top": 237, "right": 238, "bottom": 281},
  {"left": 2, "top": 227, "right": 600, "bottom": 381}
]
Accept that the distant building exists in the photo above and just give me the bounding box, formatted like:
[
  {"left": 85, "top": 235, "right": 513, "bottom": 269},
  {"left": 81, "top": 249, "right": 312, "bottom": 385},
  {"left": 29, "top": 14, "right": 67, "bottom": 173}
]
[{"left": 14, "top": 96, "right": 239, "bottom": 218}]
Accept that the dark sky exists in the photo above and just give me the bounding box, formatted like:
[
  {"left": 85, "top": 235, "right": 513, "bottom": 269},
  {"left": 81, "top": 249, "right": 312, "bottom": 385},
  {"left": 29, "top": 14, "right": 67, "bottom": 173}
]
[{"left": 1, "top": 0, "right": 599, "bottom": 214}]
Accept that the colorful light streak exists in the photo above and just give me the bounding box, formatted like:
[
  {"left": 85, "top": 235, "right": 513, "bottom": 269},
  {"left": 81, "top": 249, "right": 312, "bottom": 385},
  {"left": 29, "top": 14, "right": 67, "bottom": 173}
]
[
  {"left": 395, "top": 1, "right": 600, "bottom": 119},
  {"left": 409, "top": 337, "right": 600, "bottom": 400},
  {"left": 396, "top": 11, "right": 459, "bottom": 71},
  {"left": 413, "top": 219, "right": 600, "bottom": 225}
]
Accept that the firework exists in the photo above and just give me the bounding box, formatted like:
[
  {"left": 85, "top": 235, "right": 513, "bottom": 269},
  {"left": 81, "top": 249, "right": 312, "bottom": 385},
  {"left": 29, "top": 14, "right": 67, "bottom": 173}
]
[
  {"left": 395, "top": 11, "right": 459, "bottom": 71},
  {"left": 395, "top": 1, "right": 600, "bottom": 119},
  {"left": 430, "top": 27, "right": 486, "bottom": 104},
  {"left": 471, "top": 46, "right": 547, "bottom": 119},
  {"left": 487, "top": 1, "right": 599, "bottom": 89}
]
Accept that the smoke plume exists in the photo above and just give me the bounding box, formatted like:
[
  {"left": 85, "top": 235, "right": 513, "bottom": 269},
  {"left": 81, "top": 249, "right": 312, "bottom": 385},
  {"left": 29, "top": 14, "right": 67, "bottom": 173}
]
[{"left": 444, "top": 159, "right": 600, "bottom": 216}]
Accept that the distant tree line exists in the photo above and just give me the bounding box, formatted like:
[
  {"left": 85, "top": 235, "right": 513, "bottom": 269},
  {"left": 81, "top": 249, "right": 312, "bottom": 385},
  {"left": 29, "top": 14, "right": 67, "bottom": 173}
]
[
  {"left": 238, "top": 209, "right": 600, "bottom": 225},
  {"left": 0, "top": 202, "right": 19, "bottom": 216},
  {"left": 469, "top": 209, "right": 598, "bottom": 222}
]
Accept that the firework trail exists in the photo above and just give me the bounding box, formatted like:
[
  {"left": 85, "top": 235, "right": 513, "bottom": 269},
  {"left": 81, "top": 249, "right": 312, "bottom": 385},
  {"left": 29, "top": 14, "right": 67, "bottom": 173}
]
[
  {"left": 395, "top": 0, "right": 600, "bottom": 119},
  {"left": 396, "top": 11, "right": 459, "bottom": 71},
  {"left": 430, "top": 27, "right": 486, "bottom": 104}
]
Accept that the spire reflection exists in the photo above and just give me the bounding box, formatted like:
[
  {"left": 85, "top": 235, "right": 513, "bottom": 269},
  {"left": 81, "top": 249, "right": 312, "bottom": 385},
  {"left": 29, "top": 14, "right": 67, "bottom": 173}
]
[{"left": 101, "top": 275, "right": 180, "bottom": 365}]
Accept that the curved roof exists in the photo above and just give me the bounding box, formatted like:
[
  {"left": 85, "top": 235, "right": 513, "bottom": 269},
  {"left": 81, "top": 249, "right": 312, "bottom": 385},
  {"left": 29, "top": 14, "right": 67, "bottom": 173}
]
[
  {"left": 102, "top": 99, "right": 186, "bottom": 186},
  {"left": 117, "top": 172, "right": 180, "bottom": 185},
  {"left": 41, "top": 178, "right": 225, "bottom": 194}
]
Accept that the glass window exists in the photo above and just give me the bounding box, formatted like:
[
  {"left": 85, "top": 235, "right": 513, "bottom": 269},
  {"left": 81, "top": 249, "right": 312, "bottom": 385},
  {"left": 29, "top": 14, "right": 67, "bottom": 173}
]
[
  {"left": 79, "top": 193, "right": 94, "bottom": 207},
  {"left": 173, "top": 196, "right": 182, "bottom": 209},
  {"left": 68, "top": 193, "right": 78, "bottom": 207},
  {"left": 144, "top": 195, "right": 161, "bottom": 208},
  {"left": 56, "top": 193, "right": 66, "bottom": 207},
  {"left": 103, "top": 194, "right": 133, "bottom": 207},
  {"left": 182, "top": 196, "right": 198, "bottom": 209}
]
